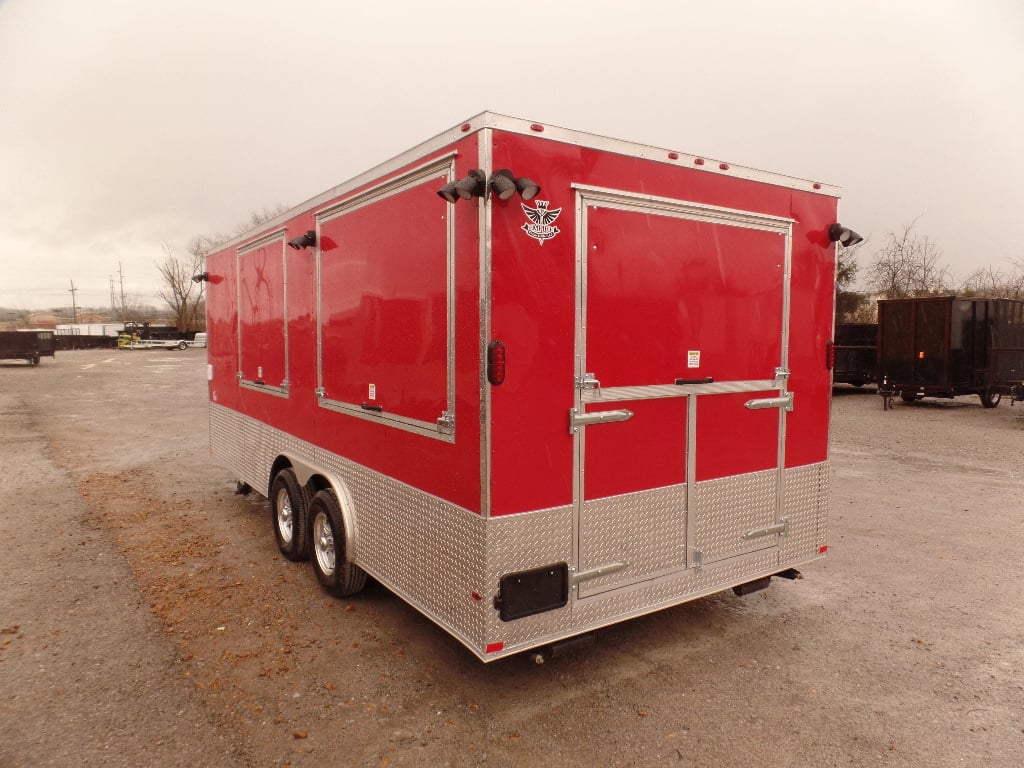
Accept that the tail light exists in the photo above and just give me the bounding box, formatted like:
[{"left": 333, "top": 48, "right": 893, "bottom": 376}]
[
  {"left": 487, "top": 340, "right": 506, "bottom": 385},
  {"left": 826, "top": 340, "right": 835, "bottom": 370}
]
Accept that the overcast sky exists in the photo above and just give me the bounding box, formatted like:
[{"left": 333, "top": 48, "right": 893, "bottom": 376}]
[{"left": 1, "top": 0, "right": 1021, "bottom": 311}]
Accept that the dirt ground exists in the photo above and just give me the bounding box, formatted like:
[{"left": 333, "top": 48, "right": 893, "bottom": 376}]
[{"left": 1, "top": 348, "right": 1022, "bottom": 768}]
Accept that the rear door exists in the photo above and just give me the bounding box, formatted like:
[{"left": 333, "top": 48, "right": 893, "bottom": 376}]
[{"left": 572, "top": 187, "right": 793, "bottom": 597}]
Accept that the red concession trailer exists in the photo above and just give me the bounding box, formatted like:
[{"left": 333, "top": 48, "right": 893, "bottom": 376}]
[{"left": 204, "top": 113, "right": 845, "bottom": 661}]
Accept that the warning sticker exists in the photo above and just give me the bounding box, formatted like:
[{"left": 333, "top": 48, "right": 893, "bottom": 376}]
[
  {"left": 368, "top": 383, "right": 376, "bottom": 400},
  {"left": 687, "top": 351, "right": 701, "bottom": 369}
]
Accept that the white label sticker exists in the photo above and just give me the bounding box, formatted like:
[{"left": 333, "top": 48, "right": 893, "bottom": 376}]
[
  {"left": 687, "top": 350, "right": 701, "bottom": 369},
  {"left": 368, "top": 383, "right": 376, "bottom": 400}
]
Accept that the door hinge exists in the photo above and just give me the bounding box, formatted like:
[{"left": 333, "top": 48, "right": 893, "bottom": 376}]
[
  {"left": 575, "top": 372, "right": 601, "bottom": 396},
  {"left": 437, "top": 410, "right": 455, "bottom": 435}
]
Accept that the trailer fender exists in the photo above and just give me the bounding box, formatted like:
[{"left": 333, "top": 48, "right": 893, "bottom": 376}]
[
  {"left": 284, "top": 457, "right": 361, "bottom": 563},
  {"left": 270, "top": 454, "right": 362, "bottom": 561}
]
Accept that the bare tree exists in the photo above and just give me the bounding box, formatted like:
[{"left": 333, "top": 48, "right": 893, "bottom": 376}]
[
  {"left": 233, "top": 204, "right": 289, "bottom": 238},
  {"left": 157, "top": 206, "right": 289, "bottom": 332},
  {"left": 960, "top": 260, "right": 1024, "bottom": 299},
  {"left": 864, "top": 220, "right": 950, "bottom": 298},
  {"left": 156, "top": 238, "right": 207, "bottom": 332}
]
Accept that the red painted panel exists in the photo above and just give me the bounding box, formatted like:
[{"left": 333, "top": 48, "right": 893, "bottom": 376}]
[
  {"left": 206, "top": 248, "right": 239, "bottom": 409},
  {"left": 586, "top": 208, "right": 784, "bottom": 387},
  {"left": 206, "top": 141, "right": 483, "bottom": 514},
  {"left": 238, "top": 237, "right": 286, "bottom": 386},
  {"left": 583, "top": 399, "right": 686, "bottom": 501},
  {"left": 319, "top": 176, "right": 448, "bottom": 423},
  {"left": 695, "top": 392, "right": 778, "bottom": 480},
  {"left": 784, "top": 191, "right": 838, "bottom": 468}
]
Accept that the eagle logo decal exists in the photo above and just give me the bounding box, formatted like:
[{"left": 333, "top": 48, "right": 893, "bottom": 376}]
[{"left": 521, "top": 200, "right": 561, "bottom": 244}]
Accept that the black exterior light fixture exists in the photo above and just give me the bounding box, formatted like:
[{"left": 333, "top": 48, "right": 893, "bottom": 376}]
[
  {"left": 828, "top": 223, "right": 864, "bottom": 247},
  {"left": 437, "top": 169, "right": 540, "bottom": 204},
  {"left": 191, "top": 272, "right": 210, "bottom": 283},
  {"left": 489, "top": 169, "right": 541, "bottom": 201},
  {"left": 287, "top": 230, "right": 317, "bottom": 250},
  {"left": 437, "top": 169, "right": 487, "bottom": 203}
]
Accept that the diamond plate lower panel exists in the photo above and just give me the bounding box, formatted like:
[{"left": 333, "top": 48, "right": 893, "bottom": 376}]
[
  {"left": 210, "top": 404, "right": 487, "bottom": 646},
  {"left": 780, "top": 462, "right": 828, "bottom": 562},
  {"left": 209, "top": 405, "right": 828, "bottom": 660},
  {"left": 578, "top": 484, "right": 686, "bottom": 597},
  {"left": 695, "top": 469, "right": 777, "bottom": 562}
]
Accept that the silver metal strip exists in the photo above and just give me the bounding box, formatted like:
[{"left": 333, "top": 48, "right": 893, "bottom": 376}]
[
  {"left": 314, "top": 153, "right": 458, "bottom": 223},
  {"left": 479, "top": 128, "right": 493, "bottom": 517},
  {"left": 571, "top": 185, "right": 795, "bottom": 233},
  {"left": 686, "top": 394, "right": 697, "bottom": 568},
  {"left": 236, "top": 227, "right": 288, "bottom": 255},
  {"left": 239, "top": 381, "right": 288, "bottom": 399},
  {"left": 582, "top": 380, "right": 777, "bottom": 403},
  {"left": 317, "top": 399, "right": 456, "bottom": 443},
  {"left": 571, "top": 189, "right": 588, "bottom": 587}
]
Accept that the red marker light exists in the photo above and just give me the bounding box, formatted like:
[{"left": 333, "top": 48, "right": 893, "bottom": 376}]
[
  {"left": 668, "top": 152, "right": 679, "bottom": 160},
  {"left": 719, "top": 162, "right": 730, "bottom": 171},
  {"left": 530, "top": 123, "right": 545, "bottom": 132},
  {"left": 918, "top": 351, "right": 925, "bottom": 359},
  {"left": 487, "top": 340, "right": 506, "bottom": 385},
  {"left": 486, "top": 642, "right": 504, "bottom": 654},
  {"left": 460, "top": 123, "right": 472, "bottom": 132},
  {"left": 819, "top": 545, "right": 829, "bottom": 554},
  {"left": 694, "top": 158, "right": 705, "bottom": 166}
]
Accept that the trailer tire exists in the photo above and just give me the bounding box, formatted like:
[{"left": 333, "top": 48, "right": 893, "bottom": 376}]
[
  {"left": 309, "top": 489, "right": 367, "bottom": 598},
  {"left": 177, "top": 340, "right": 188, "bottom": 350},
  {"left": 270, "top": 469, "right": 308, "bottom": 562},
  {"left": 979, "top": 389, "right": 1001, "bottom": 408}
]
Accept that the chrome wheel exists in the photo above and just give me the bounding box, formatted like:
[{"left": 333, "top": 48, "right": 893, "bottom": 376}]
[
  {"left": 275, "top": 487, "right": 294, "bottom": 544},
  {"left": 313, "top": 511, "right": 336, "bottom": 577}
]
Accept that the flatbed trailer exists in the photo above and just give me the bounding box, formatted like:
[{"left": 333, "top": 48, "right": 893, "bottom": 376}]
[
  {"left": 204, "top": 113, "right": 849, "bottom": 661},
  {"left": 125, "top": 338, "right": 193, "bottom": 350},
  {"left": 0, "top": 330, "right": 56, "bottom": 365}
]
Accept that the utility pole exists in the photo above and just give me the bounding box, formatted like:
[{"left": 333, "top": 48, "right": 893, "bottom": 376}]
[
  {"left": 118, "top": 262, "right": 127, "bottom": 318},
  {"left": 68, "top": 280, "right": 79, "bottom": 324},
  {"left": 109, "top": 276, "right": 116, "bottom": 314}
]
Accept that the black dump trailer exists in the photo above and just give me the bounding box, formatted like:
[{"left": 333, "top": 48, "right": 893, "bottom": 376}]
[
  {"left": 833, "top": 323, "right": 878, "bottom": 387},
  {"left": 0, "top": 330, "right": 56, "bottom": 365},
  {"left": 877, "top": 296, "right": 1024, "bottom": 407}
]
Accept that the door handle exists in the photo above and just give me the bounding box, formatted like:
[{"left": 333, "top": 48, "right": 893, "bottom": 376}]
[{"left": 569, "top": 408, "right": 634, "bottom": 434}]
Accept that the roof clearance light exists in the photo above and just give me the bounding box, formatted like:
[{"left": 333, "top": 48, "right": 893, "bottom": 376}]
[{"left": 487, "top": 340, "right": 506, "bottom": 385}]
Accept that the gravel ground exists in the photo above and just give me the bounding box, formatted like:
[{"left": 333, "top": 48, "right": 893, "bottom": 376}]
[{"left": 1, "top": 349, "right": 1022, "bottom": 768}]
